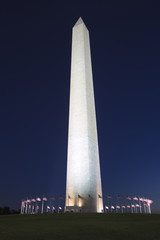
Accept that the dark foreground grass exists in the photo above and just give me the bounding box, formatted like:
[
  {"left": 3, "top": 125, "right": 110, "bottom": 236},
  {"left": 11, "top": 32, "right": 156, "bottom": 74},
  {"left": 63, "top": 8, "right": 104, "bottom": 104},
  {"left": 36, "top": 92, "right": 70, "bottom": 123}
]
[{"left": 0, "top": 213, "right": 160, "bottom": 240}]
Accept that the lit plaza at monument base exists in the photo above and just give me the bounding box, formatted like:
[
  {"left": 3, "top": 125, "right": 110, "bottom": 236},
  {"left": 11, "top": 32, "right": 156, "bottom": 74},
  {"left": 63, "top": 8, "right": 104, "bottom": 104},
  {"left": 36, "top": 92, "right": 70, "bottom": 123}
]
[{"left": 65, "top": 17, "right": 103, "bottom": 213}]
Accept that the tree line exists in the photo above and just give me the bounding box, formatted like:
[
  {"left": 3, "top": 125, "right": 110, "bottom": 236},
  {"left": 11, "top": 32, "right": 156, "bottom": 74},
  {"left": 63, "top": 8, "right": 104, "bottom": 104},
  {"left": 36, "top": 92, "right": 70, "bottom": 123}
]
[{"left": 0, "top": 206, "right": 20, "bottom": 215}]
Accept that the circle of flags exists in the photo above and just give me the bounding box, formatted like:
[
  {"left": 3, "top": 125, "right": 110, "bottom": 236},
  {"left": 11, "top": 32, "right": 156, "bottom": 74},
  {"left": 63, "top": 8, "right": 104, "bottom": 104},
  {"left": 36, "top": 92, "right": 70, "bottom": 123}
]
[
  {"left": 20, "top": 195, "right": 153, "bottom": 214},
  {"left": 20, "top": 196, "right": 64, "bottom": 214},
  {"left": 105, "top": 195, "right": 153, "bottom": 214}
]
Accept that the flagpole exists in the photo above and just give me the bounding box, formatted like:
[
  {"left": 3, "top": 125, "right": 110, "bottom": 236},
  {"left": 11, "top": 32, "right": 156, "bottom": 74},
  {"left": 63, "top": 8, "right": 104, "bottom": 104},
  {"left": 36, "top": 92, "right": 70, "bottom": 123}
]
[
  {"left": 131, "top": 203, "right": 133, "bottom": 213},
  {"left": 30, "top": 202, "right": 32, "bottom": 214},
  {"left": 22, "top": 201, "right": 24, "bottom": 214},
  {"left": 27, "top": 200, "right": 30, "bottom": 214},
  {"left": 32, "top": 203, "right": 34, "bottom": 214},
  {"left": 20, "top": 200, "right": 23, "bottom": 214},
  {"left": 143, "top": 197, "right": 146, "bottom": 214},
  {"left": 134, "top": 199, "right": 137, "bottom": 213},
  {"left": 25, "top": 201, "right": 27, "bottom": 214},
  {"left": 28, "top": 202, "right": 30, "bottom": 214},
  {"left": 23, "top": 201, "right": 25, "bottom": 214},
  {"left": 107, "top": 196, "right": 109, "bottom": 212},
  {"left": 41, "top": 198, "right": 44, "bottom": 214},
  {"left": 29, "top": 200, "right": 31, "bottom": 214},
  {"left": 149, "top": 203, "right": 151, "bottom": 214},
  {"left": 29, "top": 202, "right": 31, "bottom": 214},
  {"left": 35, "top": 197, "right": 37, "bottom": 214},
  {"left": 49, "top": 197, "right": 51, "bottom": 213},
  {"left": 139, "top": 197, "right": 142, "bottom": 213},
  {"left": 26, "top": 199, "right": 28, "bottom": 214}
]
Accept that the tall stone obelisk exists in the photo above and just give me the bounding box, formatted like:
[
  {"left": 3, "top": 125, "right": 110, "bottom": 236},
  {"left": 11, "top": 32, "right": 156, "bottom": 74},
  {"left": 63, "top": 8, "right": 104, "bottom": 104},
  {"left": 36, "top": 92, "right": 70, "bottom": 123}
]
[{"left": 65, "top": 17, "right": 103, "bottom": 212}]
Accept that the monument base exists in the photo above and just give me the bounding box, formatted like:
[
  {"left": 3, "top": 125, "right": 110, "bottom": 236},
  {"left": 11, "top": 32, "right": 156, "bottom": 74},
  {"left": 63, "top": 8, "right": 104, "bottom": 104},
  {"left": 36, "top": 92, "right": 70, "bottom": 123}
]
[
  {"left": 65, "top": 206, "right": 82, "bottom": 213},
  {"left": 65, "top": 205, "right": 102, "bottom": 213}
]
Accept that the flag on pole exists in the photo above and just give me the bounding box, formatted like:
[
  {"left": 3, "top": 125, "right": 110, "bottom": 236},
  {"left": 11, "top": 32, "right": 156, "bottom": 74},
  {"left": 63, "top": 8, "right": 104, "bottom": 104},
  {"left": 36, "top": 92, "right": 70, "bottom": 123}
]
[
  {"left": 111, "top": 206, "right": 115, "bottom": 209},
  {"left": 126, "top": 196, "right": 131, "bottom": 200},
  {"left": 136, "top": 204, "right": 140, "bottom": 207},
  {"left": 131, "top": 204, "right": 135, "bottom": 208},
  {"left": 122, "top": 206, "right": 126, "bottom": 209},
  {"left": 47, "top": 206, "right": 50, "bottom": 209},
  {"left": 116, "top": 205, "right": 120, "bottom": 209},
  {"left": 50, "top": 196, "right": 55, "bottom": 200},
  {"left": 32, "top": 199, "right": 36, "bottom": 202},
  {"left": 117, "top": 195, "right": 122, "bottom": 199},
  {"left": 139, "top": 198, "right": 144, "bottom": 202},
  {"left": 148, "top": 199, "right": 153, "bottom": 204},
  {"left": 36, "top": 198, "right": 41, "bottom": 201},
  {"left": 133, "top": 197, "right": 138, "bottom": 201},
  {"left": 105, "top": 206, "right": 109, "bottom": 209},
  {"left": 43, "top": 197, "right": 47, "bottom": 201},
  {"left": 127, "top": 205, "right": 131, "bottom": 208}
]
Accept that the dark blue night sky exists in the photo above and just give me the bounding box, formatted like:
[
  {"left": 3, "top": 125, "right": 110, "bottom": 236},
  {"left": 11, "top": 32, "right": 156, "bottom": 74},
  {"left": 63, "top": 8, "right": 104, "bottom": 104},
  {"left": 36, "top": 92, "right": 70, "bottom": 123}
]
[{"left": 0, "top": 0, "right": 160, "bottom": 212}]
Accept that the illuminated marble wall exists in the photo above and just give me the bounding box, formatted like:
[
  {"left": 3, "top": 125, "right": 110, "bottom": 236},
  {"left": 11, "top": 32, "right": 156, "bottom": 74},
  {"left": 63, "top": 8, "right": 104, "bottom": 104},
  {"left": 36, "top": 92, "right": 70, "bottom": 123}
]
[{"left": 65, "top": 18, "right": 103, "bottom": 212}]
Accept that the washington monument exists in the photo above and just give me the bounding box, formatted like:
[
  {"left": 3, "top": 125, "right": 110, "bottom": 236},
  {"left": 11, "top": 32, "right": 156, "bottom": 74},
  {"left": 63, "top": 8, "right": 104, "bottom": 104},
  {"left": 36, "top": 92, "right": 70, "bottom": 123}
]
[{"left": 65, "top": 18, "right": 103, "bottom": 212}]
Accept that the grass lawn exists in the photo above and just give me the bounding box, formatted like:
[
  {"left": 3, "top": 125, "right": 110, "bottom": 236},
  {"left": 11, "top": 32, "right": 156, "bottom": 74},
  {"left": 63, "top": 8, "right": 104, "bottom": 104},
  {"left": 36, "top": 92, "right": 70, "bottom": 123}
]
[{"left": 0, "top": 213, "right": 160, "bottom": 240}]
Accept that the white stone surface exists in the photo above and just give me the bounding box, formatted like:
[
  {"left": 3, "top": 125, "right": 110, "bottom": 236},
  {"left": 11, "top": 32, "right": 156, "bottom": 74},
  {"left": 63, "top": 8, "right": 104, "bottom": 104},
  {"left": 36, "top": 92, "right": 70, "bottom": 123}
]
[{"left": 65, "top": 18, "right": 103, "bottom": 212}]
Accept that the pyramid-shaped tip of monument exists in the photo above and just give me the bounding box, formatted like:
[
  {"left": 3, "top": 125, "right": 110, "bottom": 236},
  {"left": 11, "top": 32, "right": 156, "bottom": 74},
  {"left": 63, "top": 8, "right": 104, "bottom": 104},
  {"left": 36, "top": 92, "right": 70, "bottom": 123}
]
[{"left": 74, "top": 17, "right": 85, "bottom": 27}]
